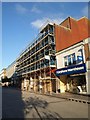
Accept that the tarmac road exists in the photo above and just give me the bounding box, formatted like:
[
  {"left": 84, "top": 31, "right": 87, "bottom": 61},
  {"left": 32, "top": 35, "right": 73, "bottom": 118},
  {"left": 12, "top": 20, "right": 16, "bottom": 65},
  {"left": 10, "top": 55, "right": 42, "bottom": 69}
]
[{"left": 2, "top": 87, "right": 89, "bottom": 119}]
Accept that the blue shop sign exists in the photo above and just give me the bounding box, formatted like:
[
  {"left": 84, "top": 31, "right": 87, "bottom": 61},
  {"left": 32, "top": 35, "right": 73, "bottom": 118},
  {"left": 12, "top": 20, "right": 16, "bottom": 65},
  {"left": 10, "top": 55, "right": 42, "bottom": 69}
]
[{"left": 56, "top": 63, "right": 86, "bottom": 76}]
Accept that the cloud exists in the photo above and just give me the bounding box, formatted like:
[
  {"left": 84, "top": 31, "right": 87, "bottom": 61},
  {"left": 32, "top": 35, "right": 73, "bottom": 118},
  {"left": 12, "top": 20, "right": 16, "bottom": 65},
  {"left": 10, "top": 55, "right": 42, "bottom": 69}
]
[
  {"left": 31, "top": 5, "right": 41, "bottom": 13},
  {"left": 15, "top": 4, "right": 42, "bottom": 15},
  {"left": 31, "top": 18, "right": 47, "bottom": 29},
  {"left": 31, "top": 17, "right": 64, "bottom": 29},
  {"left": 52, "top": 18, "right": 64, "bottom": 24},
  {"left": 15, "top": 4, "right": 28, "bottom": 14},
  {"left": 82, "top": 5, "right": 88, "bottom": 16}
]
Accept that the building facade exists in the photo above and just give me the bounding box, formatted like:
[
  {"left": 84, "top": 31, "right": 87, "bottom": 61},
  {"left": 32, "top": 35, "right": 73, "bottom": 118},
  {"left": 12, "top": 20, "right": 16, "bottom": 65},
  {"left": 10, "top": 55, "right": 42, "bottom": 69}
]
[
  {"left": 0, "top": 68, "right": 6, "bottom": 81},
  {"left": 6, "top": 61, "right": 17, "bottom": 85},
  {"left": 6, "top": 61, "right": 16, "bottom": 78},
  {"left": 0, "top": 68, "right": 7, "bottom": 86},
  {"left": 55, "top": 17, "right": 90, "bottom": 94}
]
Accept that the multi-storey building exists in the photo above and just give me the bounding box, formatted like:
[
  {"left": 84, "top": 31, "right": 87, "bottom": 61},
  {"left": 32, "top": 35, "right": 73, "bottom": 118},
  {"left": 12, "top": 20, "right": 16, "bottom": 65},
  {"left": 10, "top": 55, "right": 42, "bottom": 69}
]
[
  {"left": 0, "top": 68, "right": 6, "bottom": 81},
  {"left": 55, "top": 16, "right": 90, "bottom": 94},
  {"left": 6, "top": 61, "right": 16, "bottom": 85},
  {"left": 0, "top": 62, "right": 16, "bottom": 86},
  {"left": 15, "top": 22, "right": 57, "bottom": 93},
  {"left": 6, "top": 61, "right": 16, "bottom": 78},
  {"left": 0, "top": 68, "right": 7, "bottom": 86}
]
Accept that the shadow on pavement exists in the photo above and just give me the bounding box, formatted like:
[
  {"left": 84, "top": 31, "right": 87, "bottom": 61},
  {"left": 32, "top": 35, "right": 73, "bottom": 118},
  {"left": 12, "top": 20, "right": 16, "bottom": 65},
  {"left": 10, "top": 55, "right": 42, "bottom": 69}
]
[
  {"left": 24, "top": 96, "right": 63, "bottom": 119},
  {"left": 2, "top": 87, "right": 64, "bottom": 119},
  {"left": 25, "top": 97, "right": 48, "bottom": 109},
  {"left": 2, "top": 87, "right": 25, "bottom": 119}
]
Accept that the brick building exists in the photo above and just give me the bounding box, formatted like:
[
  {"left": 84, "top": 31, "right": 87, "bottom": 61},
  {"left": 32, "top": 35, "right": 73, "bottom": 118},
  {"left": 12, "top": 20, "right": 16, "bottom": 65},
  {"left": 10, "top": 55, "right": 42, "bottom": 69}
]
[{"left": 55, "top": 16, "right": 90, "bottom": 94}]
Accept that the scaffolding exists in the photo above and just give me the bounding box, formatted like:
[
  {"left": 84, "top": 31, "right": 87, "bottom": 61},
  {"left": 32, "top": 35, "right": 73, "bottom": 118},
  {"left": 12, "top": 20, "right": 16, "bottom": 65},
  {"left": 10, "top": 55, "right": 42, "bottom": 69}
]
[{"left": 15, "top": 23, "right": 57, "bottom": 93}]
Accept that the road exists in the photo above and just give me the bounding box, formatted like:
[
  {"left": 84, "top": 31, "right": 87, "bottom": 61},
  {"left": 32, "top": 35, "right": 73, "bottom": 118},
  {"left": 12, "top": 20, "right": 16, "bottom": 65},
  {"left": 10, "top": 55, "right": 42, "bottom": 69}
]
[{"left": 2, "top": 87, "right": 89, "bottom": 119}]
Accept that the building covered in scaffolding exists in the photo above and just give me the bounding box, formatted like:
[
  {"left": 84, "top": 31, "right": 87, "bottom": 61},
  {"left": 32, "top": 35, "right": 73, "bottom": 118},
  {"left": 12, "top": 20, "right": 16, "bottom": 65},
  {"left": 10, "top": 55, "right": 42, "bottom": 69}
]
[{"left": 15, "top": 21, "right": 57, "bottom": 94}]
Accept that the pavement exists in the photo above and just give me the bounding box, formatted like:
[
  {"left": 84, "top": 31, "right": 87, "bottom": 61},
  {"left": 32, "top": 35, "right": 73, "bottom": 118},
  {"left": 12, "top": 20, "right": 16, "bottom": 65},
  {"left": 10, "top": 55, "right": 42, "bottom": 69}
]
[
  {"left": 34, "top": 91, "right": 90, "bottom": 104},
  {"left": 2, "top": 87, "right": 89, "bottom": 119},
  {"left": 7, "top": 86, "right": 90, "bottom": 104}
]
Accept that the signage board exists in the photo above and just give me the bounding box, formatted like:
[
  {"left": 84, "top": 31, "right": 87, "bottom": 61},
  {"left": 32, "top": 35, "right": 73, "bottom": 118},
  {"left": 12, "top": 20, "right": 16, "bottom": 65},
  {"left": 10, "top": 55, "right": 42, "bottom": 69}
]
[{"left": 56, "top": 63, "right": 86, "bottom": 76}]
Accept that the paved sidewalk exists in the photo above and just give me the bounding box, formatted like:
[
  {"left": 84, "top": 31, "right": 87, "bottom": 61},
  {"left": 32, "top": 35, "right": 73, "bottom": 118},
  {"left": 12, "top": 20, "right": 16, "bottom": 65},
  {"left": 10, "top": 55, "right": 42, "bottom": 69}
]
[
  {"left": 36, "top": 92, "right": 90, "bottom": 104},
  {"left": 9, "top": 87, "right": 90, "bottom": 104}
]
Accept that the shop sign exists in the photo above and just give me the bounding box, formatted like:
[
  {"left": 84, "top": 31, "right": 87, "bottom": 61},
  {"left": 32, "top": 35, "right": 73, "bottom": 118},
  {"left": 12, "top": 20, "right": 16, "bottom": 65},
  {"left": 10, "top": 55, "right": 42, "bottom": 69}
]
[{"left": 56, "top": 63, "right": 86, "bottom": 76}]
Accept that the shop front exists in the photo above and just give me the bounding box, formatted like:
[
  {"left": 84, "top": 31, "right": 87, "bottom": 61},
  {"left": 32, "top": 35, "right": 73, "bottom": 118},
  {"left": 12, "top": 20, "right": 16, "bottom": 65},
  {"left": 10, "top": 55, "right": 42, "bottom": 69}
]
[{"left": 56, "top": 63, "right": 87, "bottom": 94}]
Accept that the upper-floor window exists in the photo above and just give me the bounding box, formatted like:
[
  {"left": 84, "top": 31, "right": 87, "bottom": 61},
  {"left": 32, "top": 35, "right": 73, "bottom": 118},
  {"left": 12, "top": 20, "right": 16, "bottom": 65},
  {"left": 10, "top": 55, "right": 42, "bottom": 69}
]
[
  {"left": 42, "top": 40, "right": 44, "bottom": 47},
  {"left": 45, "top": 38, "right": 48, "bottom": 45},
  {"left": 77, "top": 49, "right": 83, "bottom": 63},
  {"left": 64, "top": 53, "right": 76, "bottom": 66},
  {"left": 72, "top": 53, "right": 76, "bottom": 64},
  {"left": 64, "top": 56, "right": 68, "bottom": 66},
  {"left": 50, "top": 56, "right": 56, "bottom": 65},
  {"left": 49, "top": 25, "right": 53, "bottom": 34}
]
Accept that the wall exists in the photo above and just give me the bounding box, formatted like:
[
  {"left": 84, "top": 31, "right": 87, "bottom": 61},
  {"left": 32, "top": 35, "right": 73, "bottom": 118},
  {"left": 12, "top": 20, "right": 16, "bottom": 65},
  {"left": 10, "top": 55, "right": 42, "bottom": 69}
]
[
  {"left": 6, "top": 62, "right": 16, "bottom": 78},
  {"left": 55, "top": 17, "right": 90, "bottom": 52},
  {"left": 0, "top": 69, "right": 6, "bottom": 80},
  {"left": 84, "top": 38, "right": 90, "bottom": 61},
  {"left": 60, "top": 17, "right": 71, "bottom": 29}
]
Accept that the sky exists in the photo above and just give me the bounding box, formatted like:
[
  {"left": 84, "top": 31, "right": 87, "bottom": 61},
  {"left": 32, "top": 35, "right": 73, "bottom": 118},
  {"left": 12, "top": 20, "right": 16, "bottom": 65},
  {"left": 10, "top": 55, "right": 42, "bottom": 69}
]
[{"left": 1, "top": 2, "right": 88, "bottom": 71}]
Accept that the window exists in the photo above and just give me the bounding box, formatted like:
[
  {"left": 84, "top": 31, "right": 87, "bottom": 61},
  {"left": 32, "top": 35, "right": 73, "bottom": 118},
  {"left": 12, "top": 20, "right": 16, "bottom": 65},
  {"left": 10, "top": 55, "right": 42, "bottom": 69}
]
[
  {"left": 68, "top": 55, "right": 71, "bottom": 65},
  {"left": 50, "top": 45, "right": 55, "bottom": 50},
  {"left": 36, "top": 44, "right": 39, "bottom": 51},
  {"left": 45, "top": 50, "right": 49, "bottom": 55},
  {"left": 37, "top": 62, "right": 40, "bottom": 69},
  {"left": 45, "top": 59, "right": 49, "bottom": 67},
  {"left": 50, "top": 56, "right": 56, "bottom": 65},
  {"left": 41, "top": 60, "right": 44, "bottom": 68},
  {"left": 64, "top": 56, "right": 68, "bottom": 66},
  {"left": 45, "top": 38, "right": 48, "bottom": 45},
  {"left": 64, "top": 53, "right": 76, "bottom": 66},
  {"left": 42, "top": 40, "right": 44, "bottom": 47},
  {"left": 77, "top": 49, "right": 83, "bottom": 63},
  {"left": 49, "top": 36, "right": 54, "bottom": 43},
  {"left": 72, "top": 53, "right": 76, "bottom": 64},
  {"left": 36, "top": 54, "right": 39, "bottom": 60},
  {"left": 49, "top": 25, "right": 53, "bottom": 34}
]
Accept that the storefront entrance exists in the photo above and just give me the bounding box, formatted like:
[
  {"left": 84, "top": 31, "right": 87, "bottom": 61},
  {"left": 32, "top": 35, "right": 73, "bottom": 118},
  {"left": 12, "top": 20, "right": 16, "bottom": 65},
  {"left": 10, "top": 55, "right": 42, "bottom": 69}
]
[{"left": 66, "top": 75, "right": 87, "bottom": 93}]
